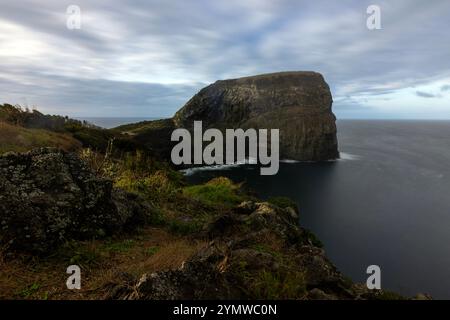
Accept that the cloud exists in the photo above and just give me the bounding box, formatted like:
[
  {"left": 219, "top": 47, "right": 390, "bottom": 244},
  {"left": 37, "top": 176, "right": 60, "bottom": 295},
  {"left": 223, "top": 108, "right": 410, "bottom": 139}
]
[
  {"left": 0, "top": 0, "right": 450, "bottom": 117},
  {"left": 416, "top": 91, "right": 437, "bottom": 98},
  {"left": 441, "top": 85, "right": 450, "bottom": 91},
  {"left": 0, "top": 72, "right": 204, "bottom": 117}
]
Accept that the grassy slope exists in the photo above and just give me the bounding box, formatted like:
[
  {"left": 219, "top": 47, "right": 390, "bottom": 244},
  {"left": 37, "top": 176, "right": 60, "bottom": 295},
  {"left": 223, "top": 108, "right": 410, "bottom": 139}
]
[
  {"left": 0, "top": 121, "right": 82, "bottom": 153},
  {"left": 0, "top": 153, "right": 235, "bottom": 299},
  {"left": 112, "top": 118, "right": 173, "bottom": 134},
  {"left": 0, "top": 109, "right": 309, "bottom": 300},
  {"left": 0, "top": 227, "right": 205, "bottom": 299},
  {"left": 0, "top": 119, "right": 407, "bottom": 300}
]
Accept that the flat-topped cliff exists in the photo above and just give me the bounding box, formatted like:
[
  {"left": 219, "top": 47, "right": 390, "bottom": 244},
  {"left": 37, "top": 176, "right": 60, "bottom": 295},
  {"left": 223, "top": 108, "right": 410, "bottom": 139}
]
[{"left": 173, "top": 71, "right": 338, "bottom": 160}]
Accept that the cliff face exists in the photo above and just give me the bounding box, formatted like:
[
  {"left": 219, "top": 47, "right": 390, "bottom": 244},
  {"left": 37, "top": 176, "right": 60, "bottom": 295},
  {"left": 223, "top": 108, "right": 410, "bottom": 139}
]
[{"left": 173, "top": 71, "right": 338, "bottom": 161}]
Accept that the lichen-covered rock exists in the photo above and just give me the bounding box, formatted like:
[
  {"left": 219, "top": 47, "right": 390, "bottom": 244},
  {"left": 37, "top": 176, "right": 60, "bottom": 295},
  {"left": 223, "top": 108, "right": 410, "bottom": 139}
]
[
  {"left": 105, "top": 201, "right": 381, "bottom": 300},
  {"left": 173, "top": 71, "right": 339, "bottom": 161},
  {"left": 0, "top": 148, "right": 153, "bottom": 254}
]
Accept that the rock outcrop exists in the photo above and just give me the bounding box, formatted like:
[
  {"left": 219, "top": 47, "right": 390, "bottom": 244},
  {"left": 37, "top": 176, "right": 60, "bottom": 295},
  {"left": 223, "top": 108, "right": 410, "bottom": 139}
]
[
  {"left": 119, "top": 71, "right": 339, "bottom": 162},
  {"left": 0, "top": 148, "right": 153, "bottom": 254},
  {"left": 105, "top": 201, "right": 383, "bottom": 300},
  {"left": 173, "top": 71, "right": 338, "bottom": 161}
]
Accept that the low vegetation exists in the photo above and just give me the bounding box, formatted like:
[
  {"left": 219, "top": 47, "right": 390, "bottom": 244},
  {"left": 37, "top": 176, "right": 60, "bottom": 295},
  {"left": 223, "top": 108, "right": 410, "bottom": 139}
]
[
  {"left": 0, "top": 104, "right": 406, "bottom": 300},
  {"left": 0, "top": 128, "right": 246, "bottom": 299},
  {"left": 267, "top": 196, "right": 299, "bottom": 213},
  {"left": 0, "top": 228, "right": 205, "bottom": 299},
  {"left": 0, "top": 121, "right": 81, "bottom": 153},
  {"left": 183, "top": 177, "right": 247, "bottom": 207},
  {"left": 0, "top": 104, "right": 145, "bottom": 155}
]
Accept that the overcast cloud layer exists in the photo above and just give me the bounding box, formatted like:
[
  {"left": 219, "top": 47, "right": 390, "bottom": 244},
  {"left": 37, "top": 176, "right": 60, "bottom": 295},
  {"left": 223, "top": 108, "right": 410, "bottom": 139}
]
[{"left": 1, "top": 0, "right": 450, "bottom": 118}]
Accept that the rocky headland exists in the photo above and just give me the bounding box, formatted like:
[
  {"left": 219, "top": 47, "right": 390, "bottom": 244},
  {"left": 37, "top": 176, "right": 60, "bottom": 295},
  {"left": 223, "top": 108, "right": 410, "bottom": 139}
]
[
  {"left": 0, "top": 74, "right": 411, "bottom": 300},
  {"left": 0, "top": 148, "right": 404, "bottom": 300},
  {"left": 116, "top": 71, "right": 339, "bottom": 162}
]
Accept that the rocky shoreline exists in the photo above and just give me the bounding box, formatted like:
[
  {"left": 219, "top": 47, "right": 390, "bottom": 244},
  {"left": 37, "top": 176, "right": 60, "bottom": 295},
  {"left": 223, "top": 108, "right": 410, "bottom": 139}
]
[
  {"left": 0, "top": 148, "right": 408, "bottom": 300},
  {"left": 0, "top": 72, "right": 415, "bottom": 299}
]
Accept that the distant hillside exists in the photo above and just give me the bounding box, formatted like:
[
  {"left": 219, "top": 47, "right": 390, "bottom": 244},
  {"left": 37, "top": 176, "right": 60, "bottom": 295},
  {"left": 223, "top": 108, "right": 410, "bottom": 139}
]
[
  {"left": 0, "top": 121, "right": 81, "bottom": 153},
  {"left": 113, "top": 118, "right": 173, "bottom": 133},
  {"left": 0, "top": 103, "right": 98, "bottom": 131},
  {"left": 111, "top": 118, "right": 176, "bottom": 159},
  {"left": 0, "top": 104, "right": 155, "bottom": 156}
]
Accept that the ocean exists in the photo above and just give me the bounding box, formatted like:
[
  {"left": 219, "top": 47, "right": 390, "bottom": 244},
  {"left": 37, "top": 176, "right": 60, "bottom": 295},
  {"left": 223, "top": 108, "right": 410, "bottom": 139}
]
[{"left": 185, "top": 120, "right": 450, "bottom": 299}]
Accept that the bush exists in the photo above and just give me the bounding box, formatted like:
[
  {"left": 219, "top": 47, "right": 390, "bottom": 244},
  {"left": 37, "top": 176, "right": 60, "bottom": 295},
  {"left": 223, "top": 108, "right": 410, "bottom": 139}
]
[{"left": 115, "top": 170, "right": 180, "bottom": 203}]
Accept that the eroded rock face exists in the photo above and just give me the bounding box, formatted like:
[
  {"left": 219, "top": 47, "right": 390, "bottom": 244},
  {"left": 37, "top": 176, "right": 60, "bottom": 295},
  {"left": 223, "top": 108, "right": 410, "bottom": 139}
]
[
  {"left": 0, "top": 148, "right": 152, "bottom": 254},
  {"left": 173, "top": 72, "right": 339, "bottom": 161},
  {"left": 105, "top": 202, "right": 377, "bottom": 300}
]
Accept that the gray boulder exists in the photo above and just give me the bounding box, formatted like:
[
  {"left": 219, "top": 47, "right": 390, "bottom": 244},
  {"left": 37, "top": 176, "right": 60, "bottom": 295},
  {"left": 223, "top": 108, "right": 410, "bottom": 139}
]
[{"left": 0, "top": 148, "right": 152, "bottom": 254}]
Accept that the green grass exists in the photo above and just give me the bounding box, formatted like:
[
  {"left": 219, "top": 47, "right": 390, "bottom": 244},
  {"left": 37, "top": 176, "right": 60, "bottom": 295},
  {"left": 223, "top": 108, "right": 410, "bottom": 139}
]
[
  {"left": 144, "top": 246, "right": 160, "bottom": 256},
  {"left": 103, "top": 239, "right": 135, "bottom": 253},
  {"left": 375, "top": 290, "right": 406, "bottom": 300},
  {"left": 112, "top": 118, "right": 173, "bottom": 134},
  {"left": 115, "top": 170, "right": 181, "bottom": 204},
  {"left": 55, "top": 241, "right": 104, "bottom": 267},
  {"left": 251, "top": 244, "right": 283, "bottom": 260},
  {"left": 233, "top": 257, "right": 307, "bottom": 299},
  {"left": 168, "top": 219, "right": 203, "bottom": 235},
  {"left": 250, "top": 270, "right": 306, "bottom": 299},
  {"left": 302, "top": 229, "right": 323, "bottom": 248},
  {"left": 56, "top": 238, "right": 139, "bottom": 267},
  {"left": 267, "top": 196, "right": 299, "bottom": 212},
  {"left": 18, "top": 283, "right": 41, "bottom": 299},
  {"left": 0, "top": 121, "right": 81, "bottom": 153},
  {"left": 183, "top": 177, "right": 245, "bottom": 206}
]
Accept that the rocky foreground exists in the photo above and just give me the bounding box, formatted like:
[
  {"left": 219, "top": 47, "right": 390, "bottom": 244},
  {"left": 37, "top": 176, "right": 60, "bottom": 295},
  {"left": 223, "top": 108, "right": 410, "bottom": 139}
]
[
  {"left": 106, "top": 201, "right": 374, "bottom": 300},
  {"left": 0, "top": 148, "right": 153, "bottom": 254},
  {"left": 0, "top": 148, "right": 402, "bottom": 300}
]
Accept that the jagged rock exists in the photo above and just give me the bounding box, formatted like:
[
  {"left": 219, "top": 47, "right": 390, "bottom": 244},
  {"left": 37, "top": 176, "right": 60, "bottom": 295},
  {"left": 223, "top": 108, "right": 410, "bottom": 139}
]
[
  {"left": 106, "top": 243, "right": 240, "bottom": 300},
  {"left": 106, "top": 201, "right": 370, "bottom": 300},
  {"left": 413, "top": 293, "right": 433, "bottom": 300},
  {"left": 285, "top": 206, "right": 299, "bottom": 220},
  {"left": 173, "top": 71, "right": 339, "bottom": 161},
  {"left": 233, "top": 200, "right": 257, "bottom": 215},
  {"left": 307, "top": 288, "right": 338, "bottom": 300},
  {"left": 0, "top": 148, "right": 153, "bottom": 254}
]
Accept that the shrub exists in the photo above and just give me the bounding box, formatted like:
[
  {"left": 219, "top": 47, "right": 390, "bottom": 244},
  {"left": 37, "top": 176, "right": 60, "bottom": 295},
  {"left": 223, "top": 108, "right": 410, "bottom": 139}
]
[
  {"left": 79, "top": 143, "right": 118, "bottom": 179},
  {"left": 115, "top": 170, "right": 180, "bottom": 203}
]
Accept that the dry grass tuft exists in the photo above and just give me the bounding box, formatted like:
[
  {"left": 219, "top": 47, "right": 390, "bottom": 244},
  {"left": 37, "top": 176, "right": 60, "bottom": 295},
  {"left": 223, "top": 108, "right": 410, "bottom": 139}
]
[{"left": 0, "top": 227, "right": 206, "bottom": 300}]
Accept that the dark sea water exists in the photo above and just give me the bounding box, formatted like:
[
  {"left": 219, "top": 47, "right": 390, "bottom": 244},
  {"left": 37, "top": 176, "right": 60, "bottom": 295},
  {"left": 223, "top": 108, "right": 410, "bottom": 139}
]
[{"left": 185, "top": 120, "right": 450, "bottom": 299}]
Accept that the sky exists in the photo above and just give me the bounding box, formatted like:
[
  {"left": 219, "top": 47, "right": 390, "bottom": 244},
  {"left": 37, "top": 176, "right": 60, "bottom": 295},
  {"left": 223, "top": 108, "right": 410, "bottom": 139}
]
[{"left": 1, "top": 0, "right": 450, "bottom": 119}]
